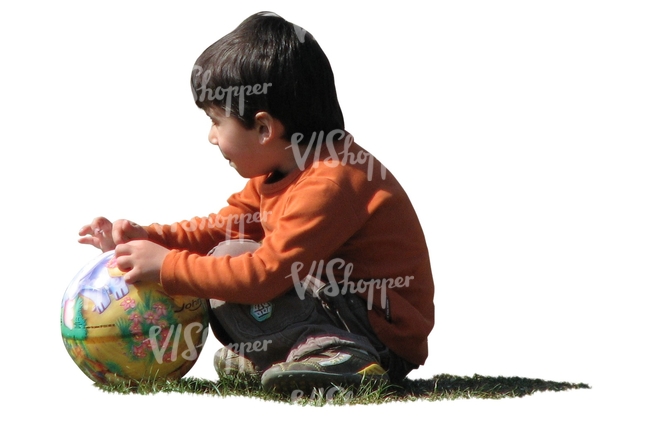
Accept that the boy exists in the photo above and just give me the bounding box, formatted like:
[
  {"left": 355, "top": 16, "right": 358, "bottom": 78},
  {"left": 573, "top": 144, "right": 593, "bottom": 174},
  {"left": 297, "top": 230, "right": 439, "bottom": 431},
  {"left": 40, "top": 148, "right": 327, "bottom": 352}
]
[{"left": 78, "top": 12, "right": 434, "bottom": 392}]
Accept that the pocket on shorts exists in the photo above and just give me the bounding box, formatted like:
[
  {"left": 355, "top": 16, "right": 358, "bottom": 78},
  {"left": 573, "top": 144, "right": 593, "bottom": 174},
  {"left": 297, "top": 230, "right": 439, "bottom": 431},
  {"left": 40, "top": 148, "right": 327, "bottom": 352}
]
[{"left": 213, "top": 288, "right": 320, "bottom": 342}]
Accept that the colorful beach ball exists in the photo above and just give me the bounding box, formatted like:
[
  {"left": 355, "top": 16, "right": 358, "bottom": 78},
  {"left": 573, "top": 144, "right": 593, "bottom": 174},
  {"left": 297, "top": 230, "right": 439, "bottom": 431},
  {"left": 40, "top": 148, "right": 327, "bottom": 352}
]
[{"left": 61, "top": 250, "right": 209, "bottom": 384}]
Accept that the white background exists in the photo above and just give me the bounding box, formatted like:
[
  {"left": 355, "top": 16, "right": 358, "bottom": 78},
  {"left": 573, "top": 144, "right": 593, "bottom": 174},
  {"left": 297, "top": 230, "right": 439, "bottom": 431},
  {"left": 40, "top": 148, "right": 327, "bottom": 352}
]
[{"left": 2, "top": 1, "right": 648, "bottom": 433}]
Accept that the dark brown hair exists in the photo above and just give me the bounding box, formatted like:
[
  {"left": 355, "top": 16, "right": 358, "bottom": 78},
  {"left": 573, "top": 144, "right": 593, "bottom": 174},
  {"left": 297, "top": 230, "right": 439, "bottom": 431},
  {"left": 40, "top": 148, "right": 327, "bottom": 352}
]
[{"left": 191, "top": 12, "right": 345, "bottom": 144}]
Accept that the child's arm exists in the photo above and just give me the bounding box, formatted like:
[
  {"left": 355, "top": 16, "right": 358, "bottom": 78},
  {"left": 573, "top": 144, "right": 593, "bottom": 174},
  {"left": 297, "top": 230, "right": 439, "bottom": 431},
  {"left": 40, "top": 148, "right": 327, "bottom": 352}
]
[
  {"left": 78, "top": 178, "right": 264, "bottom": 285},
  {"left": 143, "top": 178, "right": 265, "bottom": 254},
  {"left": 154, "top": 176, "right": 366, "bottom": 304}
]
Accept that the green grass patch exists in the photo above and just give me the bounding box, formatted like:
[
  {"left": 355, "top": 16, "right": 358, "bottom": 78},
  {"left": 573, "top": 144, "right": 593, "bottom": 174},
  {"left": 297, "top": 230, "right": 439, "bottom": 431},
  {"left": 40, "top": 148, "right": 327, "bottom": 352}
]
[{"left": 94, "top": 373, "right": 590, "bottom": 406}]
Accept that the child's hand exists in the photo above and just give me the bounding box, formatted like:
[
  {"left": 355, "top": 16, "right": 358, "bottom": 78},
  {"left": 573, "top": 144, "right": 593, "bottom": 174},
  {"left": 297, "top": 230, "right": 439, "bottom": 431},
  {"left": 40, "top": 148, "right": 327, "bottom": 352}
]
[
  {"left": 78, "top": 217, "right": 148, "bottom": 252},
  {"left": 78, "top": 216, "right": 117, "bottom": 252},
  {"left": 114, "top": 240, "right": 169, "bottom": 285},
  {"left": 111, "top": 219, "right": 149, "bottom": 245}
]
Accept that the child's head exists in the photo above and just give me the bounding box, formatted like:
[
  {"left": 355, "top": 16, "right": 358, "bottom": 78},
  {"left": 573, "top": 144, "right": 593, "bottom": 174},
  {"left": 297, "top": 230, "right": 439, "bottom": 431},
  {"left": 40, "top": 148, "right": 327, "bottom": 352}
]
[{"left": 191, "top": 12, "right": 344, "bottom": 144}]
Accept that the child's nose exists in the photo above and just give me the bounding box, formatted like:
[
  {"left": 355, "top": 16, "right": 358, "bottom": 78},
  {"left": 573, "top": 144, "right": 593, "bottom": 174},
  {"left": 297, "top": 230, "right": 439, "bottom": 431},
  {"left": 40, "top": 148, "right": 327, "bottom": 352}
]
[{"left": 208, "top": 128, "right": 218, "bottom": 145}]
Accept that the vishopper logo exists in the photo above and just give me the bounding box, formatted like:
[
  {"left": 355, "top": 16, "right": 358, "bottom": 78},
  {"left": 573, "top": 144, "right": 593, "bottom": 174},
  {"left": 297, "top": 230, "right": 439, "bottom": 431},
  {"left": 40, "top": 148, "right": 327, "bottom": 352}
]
[
  {"left": 151, "top": 211, "right": 271, "bottom": 236},
  {"left": 148, "top": 321, "right": 209, "bottom": 364},
  {"left": 292, "top": 24, "right": 307, "bottom": 43},
  {"left": 287, "top": 258, "right": 415, "bottom": 311},
  {"left": 257, "top": 11, "right": 306, "bottom": 42},
  {"left": 291, "top": 385, "right": 354, "bottom": 403},
  {"left": 192, "top": 65, "right": 272, "bottom": 117},
  {"left": 287, "top": 130, "right": 388, "bottom": 181}
]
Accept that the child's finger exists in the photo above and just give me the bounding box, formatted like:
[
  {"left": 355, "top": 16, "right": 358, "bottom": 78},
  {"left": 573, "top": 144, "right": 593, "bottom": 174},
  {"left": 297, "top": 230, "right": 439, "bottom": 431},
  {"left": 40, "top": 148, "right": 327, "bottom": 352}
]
[
  {"left": 77, "top": 235, "right": 98, "bottom": 247},
  {"left": 79, "top": 217, "right": 112, "bottom": 237},
  {"left": 114, "top": 220, "right": 145, "bottom": 244},
  {"left": 92, "top": 217, "right": 113, "bottom": 234}
]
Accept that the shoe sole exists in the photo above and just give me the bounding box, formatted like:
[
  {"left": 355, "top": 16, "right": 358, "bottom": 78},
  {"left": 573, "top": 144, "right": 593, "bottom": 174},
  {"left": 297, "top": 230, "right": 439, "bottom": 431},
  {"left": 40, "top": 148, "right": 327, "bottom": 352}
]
[{"left": 261, "top": 369, "right": 388, "bottom": 394}]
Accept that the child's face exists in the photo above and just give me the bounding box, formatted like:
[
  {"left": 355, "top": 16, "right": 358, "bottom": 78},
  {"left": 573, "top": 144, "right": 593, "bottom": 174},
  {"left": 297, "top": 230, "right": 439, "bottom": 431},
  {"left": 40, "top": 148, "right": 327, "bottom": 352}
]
[{"left": 205, "top": 107, "right": 270, "bottom": 178}]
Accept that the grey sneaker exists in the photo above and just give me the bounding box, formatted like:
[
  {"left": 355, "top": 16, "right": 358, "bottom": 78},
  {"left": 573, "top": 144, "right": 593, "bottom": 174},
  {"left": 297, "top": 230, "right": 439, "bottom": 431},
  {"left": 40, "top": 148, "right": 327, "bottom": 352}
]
[
  {"left": 213, "top": 347, "right": 260, "bottom": 377},
  {"left": 260, "top": 346, "right": 388, "bottom": 392}
]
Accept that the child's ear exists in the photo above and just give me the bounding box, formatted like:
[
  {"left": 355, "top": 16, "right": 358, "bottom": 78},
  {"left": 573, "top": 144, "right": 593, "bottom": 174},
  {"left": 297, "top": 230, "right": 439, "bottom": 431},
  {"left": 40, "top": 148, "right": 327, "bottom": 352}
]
[{"left": 254, "top": 111, "right": 284, "bottom": 144}]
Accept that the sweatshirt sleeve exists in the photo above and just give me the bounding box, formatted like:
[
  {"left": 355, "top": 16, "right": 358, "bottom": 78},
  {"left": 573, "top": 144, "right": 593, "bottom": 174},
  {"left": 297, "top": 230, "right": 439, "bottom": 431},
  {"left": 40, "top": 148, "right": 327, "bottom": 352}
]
[
  {"left": 143, "top": 177, "right": 266, "bottom": 254},
  {"left": 157, "top": 175, "right": 366, "bottom": 304}
]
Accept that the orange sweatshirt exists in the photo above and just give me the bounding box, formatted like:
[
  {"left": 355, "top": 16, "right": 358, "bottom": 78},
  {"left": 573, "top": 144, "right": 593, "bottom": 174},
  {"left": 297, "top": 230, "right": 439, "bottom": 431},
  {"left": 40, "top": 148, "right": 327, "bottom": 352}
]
[{"left": 144, "top": 134, "right": 435, "bottom": 366}]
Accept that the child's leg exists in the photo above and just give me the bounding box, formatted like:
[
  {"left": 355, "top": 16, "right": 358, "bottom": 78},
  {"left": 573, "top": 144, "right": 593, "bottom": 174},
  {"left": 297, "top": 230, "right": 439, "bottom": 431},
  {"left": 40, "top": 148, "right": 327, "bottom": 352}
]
[
  {"left": 317, "top": 288, "right": 418, "bottom": 383},
  {"left": 206, "top": 241, "right": 406, "bottom": 389},
  {"left": 210, "top": 286, "right": 381, "bottom": 372},
  {"left": 206, "top": 239, "right": 380, "bottom": 373}
]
